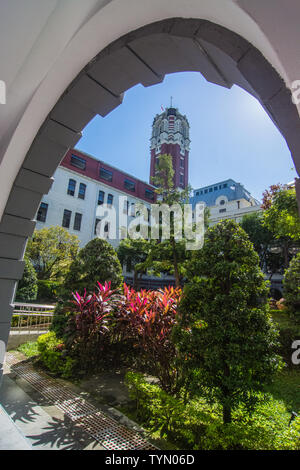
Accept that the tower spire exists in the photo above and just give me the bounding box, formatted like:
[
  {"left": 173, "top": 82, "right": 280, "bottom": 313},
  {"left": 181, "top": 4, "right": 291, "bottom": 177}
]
[{"left": 170, "top": 96, "right": 173, "bottom": 107}]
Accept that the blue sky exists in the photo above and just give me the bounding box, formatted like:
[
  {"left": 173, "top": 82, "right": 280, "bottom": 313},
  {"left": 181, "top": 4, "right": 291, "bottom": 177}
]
[{"left": 76, "top": 72, "right": 296, "bottom": 202}]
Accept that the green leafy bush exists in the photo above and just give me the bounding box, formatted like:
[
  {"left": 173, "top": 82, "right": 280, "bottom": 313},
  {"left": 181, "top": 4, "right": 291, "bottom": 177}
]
[
  {"left": 37, "top": 331, "right": 75, "bottom": 378},
  {"left": 15, "top": 257, "right": 38, "bottom": 302},
  {"left": 174, "top": 220, "right": 282, "bottom": 424},
  {"left": 17, "top": 341, "right": 39, "bottom": 357},
  {"left": 125, "top": 372, "right": 300, "bottom": 450},
  {"left": 62, "top": 238, "right": 123, "bottom": 298},
  {"left": 37, "top": 280, "right": 60, "bottom": 303},
  {"left": 283, "top": 253, "right": 300, "bottom": 320}
]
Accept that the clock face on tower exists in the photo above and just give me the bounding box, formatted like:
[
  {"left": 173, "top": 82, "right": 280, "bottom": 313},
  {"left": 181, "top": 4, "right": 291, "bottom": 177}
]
[{"left": 150, "top": 107, "right": 190, "bottom": 189}]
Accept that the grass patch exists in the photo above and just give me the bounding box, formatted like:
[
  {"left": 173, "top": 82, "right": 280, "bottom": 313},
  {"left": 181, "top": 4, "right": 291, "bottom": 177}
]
[
  {"left": 270, "top": 309, "right": 300, "bottom": 331},
  {"left": 17, "top": 341, "right": 39, "bottom": 358}
]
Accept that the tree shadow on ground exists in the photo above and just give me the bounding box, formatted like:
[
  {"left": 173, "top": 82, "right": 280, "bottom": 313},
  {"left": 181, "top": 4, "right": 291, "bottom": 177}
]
[{"left": 27, "top": 415, "right": 99, "bottom": 450}]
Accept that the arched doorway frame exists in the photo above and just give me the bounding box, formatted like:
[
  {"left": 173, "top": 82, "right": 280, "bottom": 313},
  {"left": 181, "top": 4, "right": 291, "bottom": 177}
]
[{"left": 1, "top": 17, "right": 300, "bottom": 380}]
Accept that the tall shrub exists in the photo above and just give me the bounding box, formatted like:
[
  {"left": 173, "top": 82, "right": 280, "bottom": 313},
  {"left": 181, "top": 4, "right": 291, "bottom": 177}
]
[
  {"left": 62, "top": 238, "right": 123, "bottom": 297},
  {"left": 174, "top": 220, "right": 282, "bottom": 424}
]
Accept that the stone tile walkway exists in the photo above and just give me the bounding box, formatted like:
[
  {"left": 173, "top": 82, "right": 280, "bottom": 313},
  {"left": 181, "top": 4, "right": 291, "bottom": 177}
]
[{"left": 2, "top": 352, "right": 156, "bottom": 451}]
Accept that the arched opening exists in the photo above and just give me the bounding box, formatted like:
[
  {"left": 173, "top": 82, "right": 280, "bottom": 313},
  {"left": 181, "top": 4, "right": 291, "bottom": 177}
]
[{"left": 1, "top": 17, "right": 300, "bottom": 378}]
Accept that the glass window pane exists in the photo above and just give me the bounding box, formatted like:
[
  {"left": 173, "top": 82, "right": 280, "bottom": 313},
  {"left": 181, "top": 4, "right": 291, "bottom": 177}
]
[{"left": 62, "top": 209, "right": 71, "bottom": 228}]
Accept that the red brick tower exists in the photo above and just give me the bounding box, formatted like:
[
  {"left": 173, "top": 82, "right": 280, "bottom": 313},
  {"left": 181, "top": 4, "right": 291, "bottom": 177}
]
[{"left": 150, "top": 105, "right": 190, "bottom": 189}]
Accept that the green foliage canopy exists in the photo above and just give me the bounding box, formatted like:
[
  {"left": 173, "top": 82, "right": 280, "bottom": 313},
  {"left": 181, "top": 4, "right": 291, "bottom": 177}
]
[
  {"left": 174, "top": 220, "right": 282, "bottom": 424},
  {"left": 26, "top": 226, "right": 79, "bottom": 281}
]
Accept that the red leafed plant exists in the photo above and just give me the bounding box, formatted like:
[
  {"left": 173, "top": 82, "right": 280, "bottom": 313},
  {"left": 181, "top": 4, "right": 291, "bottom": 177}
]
[
  {"left": 64, "top": 282, "right": 182, "bottom": 390},
  {"left": 66, "top": 281, "right": 124, "bottom": 368},
  {"left": 116, "top": 284, "right": 182, "bottom": 392}
]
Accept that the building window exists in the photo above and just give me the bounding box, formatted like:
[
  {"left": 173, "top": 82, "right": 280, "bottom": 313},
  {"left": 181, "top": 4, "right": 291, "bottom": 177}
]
[
  {"left": 223, "top": 183, "right": 228, "bottom": 188},
  {"left": 78, "top": 183, "right": 86, "bottom": 200},
  {"left": 214, "top": 186, "right": 218, "bottom": 191},
  {"left": 62, "top": 209, "right": 71, "bottom": 228},
  {"left": 147, "top": 208, "right": 151, "bottom": 223},
  {"left": 104, "top": 222, "right": 109, "bottom": 233},
  {"left": 98, "top": 190, "right": 104, "bottom": 205},
  {"left": 100, "top": 167, "right": 113, "bottom": 182},
  {"left": 107, "top": 194, "right": 114, "bottom": 206},
  {"left": 124, "top": 179, "right": 136, "bottom": 192},
  {"left": 220, "top": 200, "right": 226, "bottom": 205},
  {"left": 180, "top": 158, "right": 184, "bottom": 169},
  {"left": 123, "top": 200, "right": 129, "bottom": 214},
  {"left": 67, "top": 179, "right": 76, "bottom": 196},
  {"left": 130, "top": 203, "right": 135, "bottom": 217},
  {"left": 71, "top": 154, "right": 86, "bottom": 170},
  {"left": 73, "top": 213, "right": 82, "bottom": 231},
  {"left": 204, "top": 189, "right": 208, "bottom": 194},
  {"left": 145, "top": 189, "right": 154, "bottom": 201},
  {"left": 219, "top": 208, "right": 226, "bottom": 213},
  {"left": 94, "top": 218, "right": 101, "bottom": 235},
  {"left": 37, "top": 202, "right": 48, "bottom": 222},
  {"left": 209, "top": 188, "right": 213, "bottom": 192},
  {"left": 237, "top": 200, "right": 240, "bottom": 209}
]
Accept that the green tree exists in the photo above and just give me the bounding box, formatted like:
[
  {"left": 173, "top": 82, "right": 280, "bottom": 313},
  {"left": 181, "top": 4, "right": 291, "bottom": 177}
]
[
  {"left": 63, "top": 238, "right": 123, "bottom": 296},
  {"left": 26, "top": 226, "right": 79, "bottom": 281},
  {"left": 117, "top": 238, "right": 151, "bottom": 289},
  {"left": 173, "top": 220, "right": 281, "bottom": 424},
  {"left": 15, "top": 257, "right": 38, "bottom": 302},
  {"left": 148, "top": 154, "right": 195, "bottom": 287},
  {"left": 240, "top": 212, "right": 283, "bottom": 279},
  {"left": 263, "top": 187, "right": 300, "bottom": 267},
  {"left": 283, "top": 252, "right": 300, "bottom": 318}
]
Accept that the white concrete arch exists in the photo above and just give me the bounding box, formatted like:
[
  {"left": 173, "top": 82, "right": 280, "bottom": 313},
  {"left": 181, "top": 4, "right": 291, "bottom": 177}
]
[{"left": 1, "top": 1, "right": 300, "bottom": 383}]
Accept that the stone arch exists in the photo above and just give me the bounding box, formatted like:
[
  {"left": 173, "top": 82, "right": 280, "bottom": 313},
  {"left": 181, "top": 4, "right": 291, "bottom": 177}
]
[{"left": 1, "top": 17, "right": 300, "bottom": 380}]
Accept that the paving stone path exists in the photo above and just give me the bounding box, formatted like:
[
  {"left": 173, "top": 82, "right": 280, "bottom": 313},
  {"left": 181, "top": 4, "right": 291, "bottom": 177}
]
[{"left": 4, "top": 352, "right": 156, "bottom": 450}]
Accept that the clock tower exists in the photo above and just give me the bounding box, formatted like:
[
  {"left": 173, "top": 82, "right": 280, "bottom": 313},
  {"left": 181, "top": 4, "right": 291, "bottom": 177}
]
[{"left": 150, "top": 104, "right": 190, "bottom": 189}]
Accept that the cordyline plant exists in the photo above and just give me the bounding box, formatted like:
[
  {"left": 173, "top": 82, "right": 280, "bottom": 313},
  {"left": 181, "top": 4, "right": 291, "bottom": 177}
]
[
  {"left": 64, "top": 282, "right": 182, "bottom": 390},
  {"left": 66, "top": 281, "right": 123, "bottom": 369},
  {"left": 116, "top": 284, "right": 182, "bottom": 393}
]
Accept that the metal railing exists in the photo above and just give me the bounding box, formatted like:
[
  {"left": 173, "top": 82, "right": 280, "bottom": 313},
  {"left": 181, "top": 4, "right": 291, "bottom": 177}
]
[{"left": 10, "top": 303, "right": 55, "bottom": 335}]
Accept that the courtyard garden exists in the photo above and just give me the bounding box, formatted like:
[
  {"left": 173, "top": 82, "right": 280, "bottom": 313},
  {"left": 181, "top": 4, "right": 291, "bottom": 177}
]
[{"left": 12, "top": 180, "right": 300, "bottom": 450}]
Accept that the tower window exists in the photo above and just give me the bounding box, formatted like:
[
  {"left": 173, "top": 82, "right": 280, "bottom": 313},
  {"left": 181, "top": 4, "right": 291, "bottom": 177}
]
[
  {"left": 73, "top": 213, "right": 82, "bottom": 231},
  {"left": 67, "top": 179, "right": 76, "bottom": 196},
  {"left": 71, "top": 154, "right": 86, "bottom": 170},
  {"left": 124, "top": 179, "right": 135, "bottom": 192},
  {"left": 100, "top": 167, "right": 113, "bottom": 182},
  {"left": 98, "top": 190, "right": 105, "bottom": 205},
  {"left": 37, "top": 202, "right": 48, "bottom": 223},
  {"left": 107, "top": 194, "right": 114, "bottom": 206},
  {"left": 62, "top": 209, "right": 71, "bottom": 228},
  {"left": 78, "top": 183, "right": 86, "bottom": 200}
]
